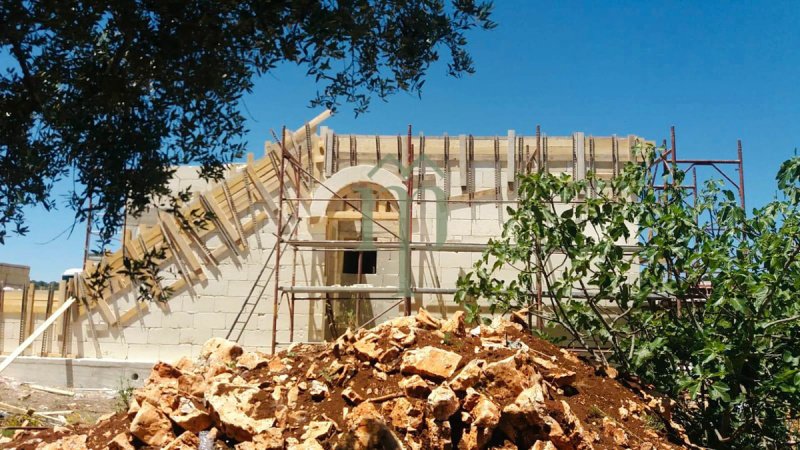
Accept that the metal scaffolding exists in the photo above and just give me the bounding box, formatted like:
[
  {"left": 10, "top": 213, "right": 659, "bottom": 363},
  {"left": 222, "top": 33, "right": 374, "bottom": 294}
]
[{"left": 262, "top": 124, "right": 747, "bottom": 354}]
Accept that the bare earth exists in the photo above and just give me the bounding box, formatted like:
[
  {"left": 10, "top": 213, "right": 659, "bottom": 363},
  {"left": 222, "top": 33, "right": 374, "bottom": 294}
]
[{"left": 0, "top": 376, "right": 117, "bottom": 427}]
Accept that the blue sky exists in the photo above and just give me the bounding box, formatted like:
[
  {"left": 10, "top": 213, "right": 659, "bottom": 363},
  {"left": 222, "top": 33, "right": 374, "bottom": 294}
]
[{"left": 3, "top": 1, "right": 800, "bottom": 280}]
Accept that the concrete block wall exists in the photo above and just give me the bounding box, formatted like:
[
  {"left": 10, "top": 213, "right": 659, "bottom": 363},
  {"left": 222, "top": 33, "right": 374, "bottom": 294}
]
[{"left": 43, "top": 134, "right": 640, "bottom": 363}]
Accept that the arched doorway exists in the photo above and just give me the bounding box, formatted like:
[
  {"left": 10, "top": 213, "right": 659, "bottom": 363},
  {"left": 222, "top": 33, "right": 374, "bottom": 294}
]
[{"left": 324, "top": 182, "right": 399, "bottom": 338}]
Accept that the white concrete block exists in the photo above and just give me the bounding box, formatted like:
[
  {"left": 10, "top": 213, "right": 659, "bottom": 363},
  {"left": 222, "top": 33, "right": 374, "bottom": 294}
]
[
  {"left": 161, "top": 311, "right": 193, "bottom": 329},
  {"left": 148, "top": 328, "right": 181, "bottom": 345},
  {"left": 128, "top": 343, "right": 158, "bottom": 362}
]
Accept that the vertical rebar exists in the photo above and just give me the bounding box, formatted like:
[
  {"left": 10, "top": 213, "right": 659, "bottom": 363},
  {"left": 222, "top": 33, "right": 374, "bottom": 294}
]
[
  {"left": 738, "top": 140, "right": 746, "bottom": 210},
  {"left": 404, "top": 124, "right": 413, "bottom": 316}
]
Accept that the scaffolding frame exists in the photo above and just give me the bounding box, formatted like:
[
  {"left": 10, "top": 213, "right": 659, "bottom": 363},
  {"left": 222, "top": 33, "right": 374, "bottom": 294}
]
[{"left": 261, "top": 124, "right": 747, "bottom": 354}]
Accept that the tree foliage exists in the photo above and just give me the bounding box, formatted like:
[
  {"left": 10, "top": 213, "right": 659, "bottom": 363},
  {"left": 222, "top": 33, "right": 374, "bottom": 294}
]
[
  {"left": 456, "top": 145, "right": 800, "bottom": 448},
  {"left": 0, "top": 0, "right": 494, "bottom": 246}
]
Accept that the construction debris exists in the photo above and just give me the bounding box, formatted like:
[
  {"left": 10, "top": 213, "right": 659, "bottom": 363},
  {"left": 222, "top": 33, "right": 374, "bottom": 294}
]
[{"left": 0, "top": 309, "right": 685, "bottom": 449}]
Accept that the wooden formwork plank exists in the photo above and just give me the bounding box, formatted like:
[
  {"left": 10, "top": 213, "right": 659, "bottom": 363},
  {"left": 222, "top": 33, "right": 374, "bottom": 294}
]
[
  {"left": 246, "top": 164, "right": 279, "bottom": 213},
  {"left": 159, "top": 211, "right": 206, "bottom": 281},
  {"left": 199, "top": 193, "right": 243, "bottom": 252},
  {"left": 117, "top": 301, "right": 149, "bottom": 326}
]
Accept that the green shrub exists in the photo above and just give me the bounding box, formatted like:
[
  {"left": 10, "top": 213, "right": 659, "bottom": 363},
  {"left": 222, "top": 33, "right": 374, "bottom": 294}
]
[{"left": 456, "top": 144, "right": 800, "bottom": 448}]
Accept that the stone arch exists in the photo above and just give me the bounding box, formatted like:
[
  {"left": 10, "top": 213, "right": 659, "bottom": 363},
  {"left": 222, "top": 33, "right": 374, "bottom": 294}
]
[{"left": 309, "top": 165, "right": 407, "bottom": 219}]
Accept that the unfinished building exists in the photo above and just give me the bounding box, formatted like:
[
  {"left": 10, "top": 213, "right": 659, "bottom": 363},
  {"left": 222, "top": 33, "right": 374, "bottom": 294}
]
[{"left": 3, "top": 111, "right": 745, "bottom": 383}]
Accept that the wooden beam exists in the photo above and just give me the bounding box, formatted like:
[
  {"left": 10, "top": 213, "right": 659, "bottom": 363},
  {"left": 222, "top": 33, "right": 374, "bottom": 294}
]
[
  {"left": 245, "top": 164, "right": 279, "bottom": 213},
  {"left": 0, "top": 297, "right": 77, "bottom": 374},
  {"left": 199, "top": 193, "right": 243, "bottom": 252},
  {"left": 117, "top": 301, "right": 149, "bottom": 326},
  {"left": 158, "top": 211, "right": 206, "bottom": 281}
]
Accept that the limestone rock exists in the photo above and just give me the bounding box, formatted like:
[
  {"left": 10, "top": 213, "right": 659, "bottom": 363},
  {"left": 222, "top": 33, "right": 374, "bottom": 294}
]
[
  {"left": 343, "top": 402, "right": 401, "bottom": 449},
  {"left": 427, "top": 385, "right": 459, "bottom": 421},
  {"left": 415, "top": 307, "right": 442, "bottom": 330},
  {"left": 450, "top": 359, "right": 485, "bottom": 393},
  {"left": 130, "top": 401, "right": 175, "bottom": 447},
  {"left": 602, "top": 417, "right": 629, "bottom": 447},
  {"left": 399, "top": 374, "right": 431, "bottom": 398},
  {"left": 390, "top": 327, "right": 417, "bottom": 347},
  {"left": 309, "top": 380, "right": 329, "bottom": 401},
  {"left": 482, "top": 355, "right": 529, "bottom": 404},
  {"left": 163, "top": 431, "right": 200, "bottom": 450},
  {"left": 38, "top": 434, "right": 88, "bottom": 450},
  {"left": 301, "top": 420, "right": 337, "bottom": 442},
  {"left": 424, "top": 417, "right": 453, "bottom": 450},
  {"left": 503, "top": 385, "right": 548, "bottom": 428},
  {"left": 237, "top": 351, "right": 272, "bottom": 370},
  {"left": 441, "top": 310, "right": 467, "bottom": 337},
  {"left": 353, "top": 333, "right": 399, "bottom": 363},
  {"left": 531, "top": 441, "right": 557, "bottom": 450},
  {"left": 553, "top": 400, "right": 594, "bottom": 450},
  {"left": 288, "top": 438, "right": 325, "bottom": 450},
  {"left": 236, "top": 429, "right": 285, "bottom": 450},
  {"left": 531, "top": 356, "right": 577, "bottom": 387},
  {"left": 463, "top": 388, "right": 500, "bottom": 429},
  {"left": 108, "top": 432, "right": 134, "bottom": 450},
  {"left": 170, "top": 396, "right": 212, "bottom": 433},
  {"left": 206, "top": 381, "right": 276, "bottom": 441},
  {"left": 342, "top": 386, "right": 364, "bottom": 405},
  {"left": 201, "top": 337, "right": 244, "bottom": 364},
  {"left": 457, "top": 426, "right": 492, "bottom": 450},
  {"left": 384, "top": 397, "right": 424, "bottom": 431},
  {"left": 400, "top": 346, "right": 462, "bottom": 380}
]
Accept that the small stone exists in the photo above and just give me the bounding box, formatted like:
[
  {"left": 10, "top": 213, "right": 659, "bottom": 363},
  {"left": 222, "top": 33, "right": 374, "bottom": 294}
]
[
  {"left": 342, "top": 387, "right": 364, "bottom": 405},
  {"left": 301, "top": 421, "right": 337, "bottom": 442},
  {"left": 602, "top": 417, "right": 629, "bottom": 446},
  {"left": 310, "top": 380, "right": 329, "bottom": 401},
  {"left": 427, "top": 385, "right": 459, "bottom": 421},
  {"left": 415, "top": 307, "right": 442, "bottom": 329},
  {"left": 399, "top": 375, "right": 430, "bottom": 398},
  {"left": 440, "top": 311, "right": 466, "bottom": 337}
]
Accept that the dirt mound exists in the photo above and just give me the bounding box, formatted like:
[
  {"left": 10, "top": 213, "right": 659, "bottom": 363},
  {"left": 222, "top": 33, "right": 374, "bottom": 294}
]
[{"left": 0, "top": 310, "right": 687, "bottom": 449}]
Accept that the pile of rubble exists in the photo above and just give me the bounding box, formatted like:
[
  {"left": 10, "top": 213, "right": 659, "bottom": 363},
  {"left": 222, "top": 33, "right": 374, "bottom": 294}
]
[{"left": 1, "top": 309, "right": 686, "bottom": 449}]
